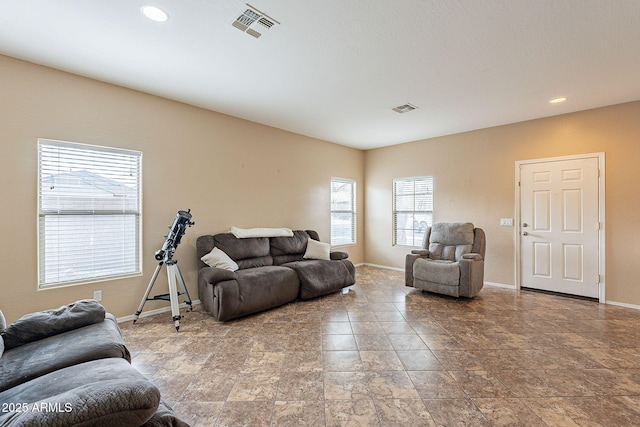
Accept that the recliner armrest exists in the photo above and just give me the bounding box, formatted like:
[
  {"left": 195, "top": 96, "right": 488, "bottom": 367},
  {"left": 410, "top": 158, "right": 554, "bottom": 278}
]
[
  {"left": 199, "top": 267, "right": 236, "bottom": 285},
  {"left": 1, "top": 300, "right": 106, "bottom": 350},
  {"left": 411, "top": 249, "right": 430, "bottom": 256},
  {"left": 330, "top": 251, "right": 349, "bottom": 260},
  {"left": 462, "top": 253, "right": 483, "bottom": 261}
]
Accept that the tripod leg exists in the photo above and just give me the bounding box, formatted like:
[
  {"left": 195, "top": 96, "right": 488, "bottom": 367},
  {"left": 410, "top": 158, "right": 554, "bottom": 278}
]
[
  {"left": 174, "top": 263, "right": 193, "bottom": 311},
  {"left": 166, "top": 264, "right": 182, "bottom": 331},
  {"left": 133, "top": 262, "right": 163, "bottom": 324}
]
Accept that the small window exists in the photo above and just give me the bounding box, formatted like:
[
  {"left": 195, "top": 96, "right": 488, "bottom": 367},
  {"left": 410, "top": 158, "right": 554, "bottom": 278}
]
[
  {"left": 38, "top": 139, "right": 142, "bottom": 288},
  {"left": 330, "top": 178, "right": 356, "bottom": 246},
  {"left": 393, "top": 176, "right": 433, "bottom": 247}
]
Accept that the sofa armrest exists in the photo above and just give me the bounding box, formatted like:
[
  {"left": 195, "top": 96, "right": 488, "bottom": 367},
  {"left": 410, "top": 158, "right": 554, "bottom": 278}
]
[
  {"left": 459, "top": 255, "right": 485, "bottom": 297},
  {"left": 199, "top": 267, "right": 236, "bottom": 285},
  {"left": 1, "top": 300, "right": 105, "bottom": 350},
  {"left": 411, "top": 249, "right": 430, "bottom": 256},
  {"left": 0, "top": 359, "right": 161, "bottom": 427},
  {"left": 143, "top": 398, "right": 190, "bottom": 426},
  {"left": 330, "top": 251, "right": 349, "bottom": 261},
  {"left": 405, "top": 254, "right": 421, "bottom": 287}
]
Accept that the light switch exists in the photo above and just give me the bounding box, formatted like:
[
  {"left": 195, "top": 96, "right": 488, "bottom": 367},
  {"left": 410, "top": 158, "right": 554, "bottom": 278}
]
[{"left": 500, "top": 218, "right": 513, "bottom": 226}]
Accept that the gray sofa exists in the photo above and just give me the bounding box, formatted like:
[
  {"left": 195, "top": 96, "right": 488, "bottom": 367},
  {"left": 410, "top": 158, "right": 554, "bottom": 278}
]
[
  {"left": 197, "top": 230, "right": 356, "bottom": 321},
  {"left": 0, "top": 300, "right": 187, "bottom": 427}
]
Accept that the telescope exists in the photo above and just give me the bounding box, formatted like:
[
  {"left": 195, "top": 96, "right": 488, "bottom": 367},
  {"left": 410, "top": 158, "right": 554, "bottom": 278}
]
[
  {"left": 154, "top": 209, "right": 195, "bottom": 261},
  {"left": 134, "top": 209, "right": 194, "bottom": 331}
]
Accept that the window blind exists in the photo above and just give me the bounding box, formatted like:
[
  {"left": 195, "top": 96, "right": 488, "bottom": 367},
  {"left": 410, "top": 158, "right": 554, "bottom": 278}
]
[
  {"left": 330, "top": 178, "right": 356, "bottom": 246},
  {"left": 38, "top": 139, "right": 142, "bottom": 288},
  {"left": 393, "top": 176, "right": 433, "bottom": 247}
]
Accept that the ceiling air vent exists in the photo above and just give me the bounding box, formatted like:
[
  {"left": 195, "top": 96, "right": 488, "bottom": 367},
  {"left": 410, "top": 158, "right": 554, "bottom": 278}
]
[
  {"left": 392, "top": 103, "right": 418, "bottom": 114},
  {"left": 232, "top": 4, "right": 279, "bottom": 38}
]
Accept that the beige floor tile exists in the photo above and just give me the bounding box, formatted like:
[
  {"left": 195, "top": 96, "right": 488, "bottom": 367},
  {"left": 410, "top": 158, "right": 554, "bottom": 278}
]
[
  {"left": 324, "top": 371, "right": 371, "bottom": 400},
  {"left": 227, "top": 372, "right": 280, "bottom": 401},
  {"left": 271, "top": 401, "right": 325, "bottom": 426},
  {"left": 281, "top": 351, "right": 323, "bottom": 372},
  {"left": 408, "top": 370, "right": 466, "bottom": 399},
  {"left": 276, "top": 371, "right": 324, "bottom": 401},
  {"left": 216, "top": 401, "right": 273, "bottom": 427},
  {"left": 374, "top": 398, "right": 436, "bottom": 426},
  {"left": 324, "top": 399, "right": 379, "bottom": 427},
  {"left": 367, "top": 371, "right": 420, "bottom": 399},
  {"left": 423, "top": 398, "right": 493, "bottom": 426},
  {"left": 473, "top": 397, "right": 547, "bottom": 427},
  {"left": 449, "top": 370, "right": 515, "bottom": 398}
]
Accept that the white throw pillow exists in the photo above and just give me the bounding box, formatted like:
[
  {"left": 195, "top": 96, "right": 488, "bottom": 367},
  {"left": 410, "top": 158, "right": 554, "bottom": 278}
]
[
  {"left": 201, "top": 247, "right": 239, "bottom": 271},
  {"left": 303, "top": 239, "right": 331, "bottom": 260}
]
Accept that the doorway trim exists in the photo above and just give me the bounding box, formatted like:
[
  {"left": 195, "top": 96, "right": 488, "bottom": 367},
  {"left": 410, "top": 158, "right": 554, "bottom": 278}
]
[{"left": 514, "top": 152, "right": 606, "bottom": 303}]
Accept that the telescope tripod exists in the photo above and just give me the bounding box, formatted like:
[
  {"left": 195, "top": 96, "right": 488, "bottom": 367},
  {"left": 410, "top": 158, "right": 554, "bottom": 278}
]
[{"left": 133, "top": 258, "right": 193, "bottom": 331}]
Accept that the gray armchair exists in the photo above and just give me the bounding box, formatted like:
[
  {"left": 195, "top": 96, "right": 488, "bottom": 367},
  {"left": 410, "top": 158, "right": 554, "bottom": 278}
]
[{"left": 405, "top": 222, "right": 485, "bottom": 298}]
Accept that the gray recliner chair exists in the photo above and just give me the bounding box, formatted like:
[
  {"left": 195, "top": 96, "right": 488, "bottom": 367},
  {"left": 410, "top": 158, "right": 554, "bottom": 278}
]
[{"left": 405, "top": 222, "right": 485, "bottom": 298}]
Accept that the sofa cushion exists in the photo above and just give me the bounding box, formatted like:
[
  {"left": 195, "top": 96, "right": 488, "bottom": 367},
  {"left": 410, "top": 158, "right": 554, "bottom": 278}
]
[
  {"left": 214, "top": 266, "right": 299, "bottom": 321},
  {"left": 0, "top": 314, "right": 130, "bottom": 392},
  {"left": 414, "top": 258, "right": 460, "bottom": 286},
  {"left": 428, "top": 222, "right": 475, "bottom": 261},
  {"left": 0, "top": 358, "right": 160, "bottom": 427},
  {"left": 270, "top": 230, "right": 308, "bottom": 255},
  {"left": 430, "top": 222, "right": 475, "bottom": 245},
  {"left": 284, "top": 260, "right": 355, "bottom": 299},
  {"left": 201, "top": 247, "right": 239, "bottom": 271},
  {"left": 213, "top": 233, "right": 273, "bottom": 269},
  {"left": 1, "top": 299, "right": 106, "bottom": 350}
]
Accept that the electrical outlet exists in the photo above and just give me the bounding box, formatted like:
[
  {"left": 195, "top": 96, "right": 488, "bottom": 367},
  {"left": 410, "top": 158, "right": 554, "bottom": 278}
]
[
  {"left": 93, "top": 290, "right": 102, "bottom": 301},
  {"left": 500, "top": 218, "right": 513, "bottom": 226}
]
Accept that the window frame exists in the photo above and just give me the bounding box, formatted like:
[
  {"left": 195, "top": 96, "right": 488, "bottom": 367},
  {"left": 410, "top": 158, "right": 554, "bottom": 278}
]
[
  {"left": 37, "top": 139, "right": 142, "bottom": 289},
  {"left": 330, "top": 177, "right": 356, "bottom": 247},
  {"left": 392, "top": 176, "right": 434, "bottom": 247}
]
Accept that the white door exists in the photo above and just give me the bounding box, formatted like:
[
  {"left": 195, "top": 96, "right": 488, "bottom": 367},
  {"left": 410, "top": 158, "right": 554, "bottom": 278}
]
[{"left": 519, "top": 157, "right": 600, "bottom": 298}]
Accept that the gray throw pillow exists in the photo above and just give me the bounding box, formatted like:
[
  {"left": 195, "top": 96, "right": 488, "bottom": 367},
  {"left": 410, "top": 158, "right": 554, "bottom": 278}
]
[{"left": 1, "top": 300, "right": 106, "bottom": 350}]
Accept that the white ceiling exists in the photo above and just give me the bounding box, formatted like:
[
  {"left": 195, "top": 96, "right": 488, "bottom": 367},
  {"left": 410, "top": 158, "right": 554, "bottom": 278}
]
[{"left": 1, "top": 0, "right": 639, "bottom": 150}]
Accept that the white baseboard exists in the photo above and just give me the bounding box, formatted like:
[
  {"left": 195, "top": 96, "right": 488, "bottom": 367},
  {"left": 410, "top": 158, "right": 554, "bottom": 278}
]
[
  {"left": 362, "top": 263, "right": 404, "bottom": 272},
  {"left": 604, "top": 300, "right": 640, "bottom": 311},
  {"left": 484, "top": 281, "right": 516, "bottom": 289},
  {"left": 116, "top": 300, "right": 201, "bottom": 323}
]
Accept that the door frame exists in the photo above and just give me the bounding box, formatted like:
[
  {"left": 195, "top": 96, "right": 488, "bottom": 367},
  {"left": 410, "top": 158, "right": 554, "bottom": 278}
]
[{"left": 514, "top": 152, "right": 606, "bottom": 303}]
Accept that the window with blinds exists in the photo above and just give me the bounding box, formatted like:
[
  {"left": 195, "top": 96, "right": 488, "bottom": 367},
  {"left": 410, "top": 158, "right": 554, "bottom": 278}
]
[
  {"left": 393, "top": 176, "right": 433, "bottom": 247},
  {"left": 38, "top": 139, "right": 142, "bottom": 288},
  {"left": 330, "top": 178, "right": 356, "bottom": 246}
]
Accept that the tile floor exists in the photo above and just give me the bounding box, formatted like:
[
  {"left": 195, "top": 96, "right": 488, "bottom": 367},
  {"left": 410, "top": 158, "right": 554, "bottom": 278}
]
[{"left": 119, "top": 266, "right": 640, "bottom": 426}]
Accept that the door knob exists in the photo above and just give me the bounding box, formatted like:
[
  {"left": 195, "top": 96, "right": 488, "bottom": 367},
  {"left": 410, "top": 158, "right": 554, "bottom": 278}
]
[
  {"left": 522, "top": 223, "right": 528, "bottom": 227},
  {"left": 522, "top": 231, "right": 529, "bottom": 236}
]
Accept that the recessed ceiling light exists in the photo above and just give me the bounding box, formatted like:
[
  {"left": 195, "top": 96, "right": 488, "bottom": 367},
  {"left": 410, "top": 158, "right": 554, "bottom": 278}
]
[
  {"left": 549, "top": 96, "right": 568, "bottom": 104},
  {"left": 141, "top": 5, "right": 169, "bottom": 22}
]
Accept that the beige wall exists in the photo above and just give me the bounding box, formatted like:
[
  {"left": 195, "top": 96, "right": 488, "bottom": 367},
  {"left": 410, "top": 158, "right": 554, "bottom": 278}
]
[
  {"left": 365, "top": 101, "right": 640, "bottom": 305},
  {"left": 2, "top": 53, "right": 639, "bottom": 322},
  {"left": 0, "top": 55, "right": 365, "bottom": 323}
]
